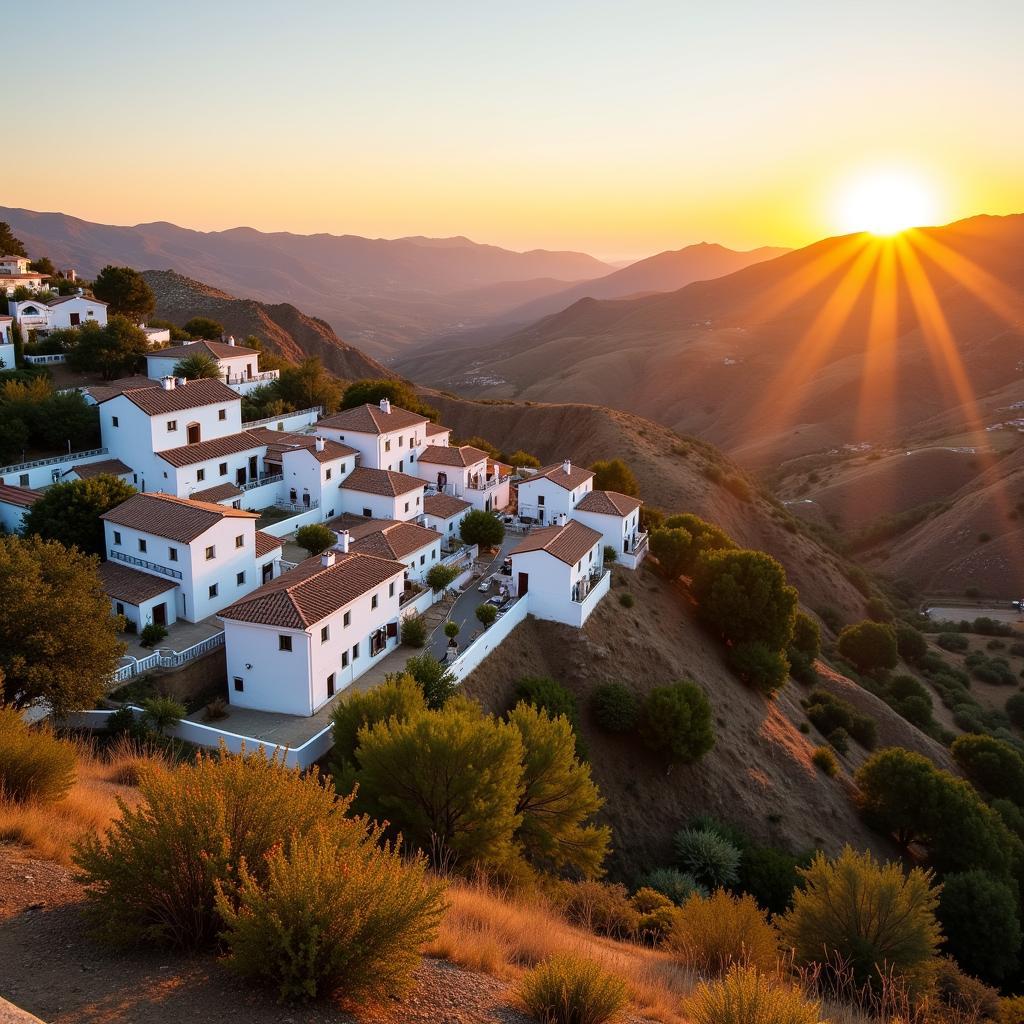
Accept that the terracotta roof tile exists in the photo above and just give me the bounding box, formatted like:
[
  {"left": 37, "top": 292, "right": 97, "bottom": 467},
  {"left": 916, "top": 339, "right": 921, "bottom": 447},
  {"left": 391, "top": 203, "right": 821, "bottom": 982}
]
[
  {"left": 101, "top": 377, "right": 239, "bottom": 415},
  {"left": 425, "top": 422, "right": 450, "bottom": 436},
  {"left": 255, "top": 530, "right": 283, "bottom": 558},
  {"left": 86, "top": 376, "right": 161, "bottom": 403},
  {"left": 149, "top": 340, "right": 257, "bottom": 360},
  {"left": 68, "top": 458, "right": 133, "bottom": 480},
  {"left": 317, "top": 403, "right": 427, "bottom": 435},
  {"left": 339, "top": 466, "right": 424, "bottom": 498},
  {"left": 158, "top": 431, "right": 264, "bottom": 468},
  {"left": 46, "top": 294, "right": 107, "bottom": 307},
  {"left": 511, "top": 519, "right": 602, "bottom": 565},
  {"left": 268, "top": 436, "right": 358, "bottom": 464},
  {"left": 0, "top": 483, "right": 41, "bottom": 507},
  {"left": 101, "top": 492, "right": 257, "bottom": 543},
  {"left": 98, "top": 561, "right": 177, "bottom": 605},
  {"left": 521, "top": 462, "right": 595, "bottom": 491},
  {"left": 188, "top": 481, "right": 243, "bottom": 503},
  {"left": 417, "top": 444, "right": 489, "bottom": 467},
  {"left": 423, "top": 493, "right": 471, "bottom": 519},
  {"left": 574, "top": 489, "right": 643, "bottom": 517},
  {"left": 349, "top": 521, "right": 440, "bottom": 561}
]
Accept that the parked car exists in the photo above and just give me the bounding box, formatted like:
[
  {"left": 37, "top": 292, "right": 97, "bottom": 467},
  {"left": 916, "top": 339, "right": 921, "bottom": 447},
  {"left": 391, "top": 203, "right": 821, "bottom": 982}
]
[{"left": 478, "top": 577, "right": 492, "bottom": 593}]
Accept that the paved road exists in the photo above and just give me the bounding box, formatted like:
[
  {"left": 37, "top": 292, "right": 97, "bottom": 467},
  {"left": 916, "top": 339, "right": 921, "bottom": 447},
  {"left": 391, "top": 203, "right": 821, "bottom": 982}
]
[
  {"left": 925, "top": 605, "right": 1024, "bottom": 627},
  {"left": 429, "top": 535, "right": 519, "bottom": 660}
]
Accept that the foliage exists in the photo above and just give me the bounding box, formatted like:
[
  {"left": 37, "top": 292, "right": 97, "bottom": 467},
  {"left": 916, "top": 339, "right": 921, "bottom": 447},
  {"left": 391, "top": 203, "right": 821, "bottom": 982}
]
[
  {"left": 937, "top": 869, "right": 1022, "bottom": 984},
  {"left": 461, "top": 435, "right": 501, "bottom": 459},
  {"left": 214, "top": 825, "right": 444, "bottom": 1004},
  {"left": 276, "top": 357, "right": 342, "bottom": 414},
  {"left": 141, "top": 696, "right": 186, "bottom": 736},
  {"left": 147, "top": 318, "right": 192, "bottom": 341},
  {"left": 837, "top": 620, "right": 898, "bottom": 675},
  {"left": 895, "top": 623, "right": 928, "bottom": 664},
  {"left": 0, "top": 706, "right": 76, "bottom": 804},
  {"left": 1006, "top": 693, "right": 1024, "bottom": 729},
  {"left": 735, "top": 843, "right": 808, "bottom": 917},
  {"left": 649, "top": 526, "right": 695, "bottom": 579},
  {"left": 670, "top": 890, "right": 780, "bottom": 975},
  {"left": 425, "top": 562, "right": 459, "bottom": 592},
  {"left": 74, "top": 748, "right": 351, "bottom": 948},
  {"left": 91, "top": 265, "right": 156, "bottom": 322},
  {"left": 728, "top": 641, "right": 790, "bottom": 696},
  {"left": 0, "top": 221, "right": 27, "bottom": 256},
  {"left": 404, "top": 653, "right": 457, "bottom": 709},
  {"left": 662, "top": 513, "right": 736, "bottom": 573},
  {"left": 172, "top": 353, "right": 222, "bottom": 379},
  {"left": 951, "top": 733, "right": 1024, "bottom": 805},
  {"left": 938, "top": 631, "right": 969, "bottom": 652},
  {"left": 590, "top": 458, "right": 639, "bottom": 497},
  {"left": 518, "top": 954, "right": 627, "bottom": 1024},
  {"left": 639, "top": 867, "right": 706, "bottom": 905},
  {"left": 790, "top": 612, "right": 821, "bottom": 659},
  {"left": 444, "top": 620, "right": 460, "bottom": 640},
  {"left": 779, "top": 847, "right": 941, "bottom": 994},
  {"left": 552, "top": 880, "right": 640, "bottom": 938},
  {"left": 883, "top": 674, "right": 935, "bottom": 729},
  {"left": 516, "top": 676, "right": 579, "bottom": 727},
  {"left": 67, "top": 316, "right": 149, "bottom": 379},
  {"left": 0, "top": 378, "right": 100, "bottom": 460},
  {"left": 23, "top": 475, "right": 136, "bottom": 556},
  {"left": 590, "top": 682, "right": 640, "bottom": 733},
  {"left": 182, "top": 316, "right": 224, "bottom": 339},
  {"left": 508, "top": 449, "right": 540, "bottom": 468},
  {"left": 139, "top": 622, "right": 167, "bottom": 648},
  {"left": 638, "top": 682, "right": 715, "bottom": 764},
  {"left": 674, "top": 828, "right": 742, "bottom": 888},
  {"left": 812, "top": 746, "right": 838, "bottom": 776},
  {"left": 294, "top": 523, "right": 334, "bottom": 557},
  {"left": 0, "top": 535, "right": 124, "bottom": 715},
  {"left": 340, "top": 378, "right": 437, "bottom": 420},
  {"left": 683, "top": 965, "right": 822, "bottom": 1024},
  {"left": 475, "top": 601, "right": 498, "bottom": 627},
  {"left": 804, "top": 689, "right": 876, "bottom": 749},
  {"left": 618, "top": 592, "right": 634, "bottom": 608},
  {"left": 400, "top": 614, "right": 427, "bottom": 647},
  {"left": 459, "top": 509, "right": 505, "bottom": 548}
]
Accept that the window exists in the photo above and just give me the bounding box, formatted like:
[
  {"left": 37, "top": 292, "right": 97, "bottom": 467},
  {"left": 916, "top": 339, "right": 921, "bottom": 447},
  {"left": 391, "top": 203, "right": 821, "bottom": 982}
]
[
  {"left": 404, "top": 501, "right": 410, "bottom": 513},
  {"left": 205, "top": 545, "right": 216, "bottom": 560},
  {"left": 371, "top": 594, "right": 378, "bottom": 609},
  {"left": 208, "top": 583, "right": 218, "bottom": 598},
  {"left": 370, "top": 626, "right": 387, "bottom": 657},
  {"left": 589, "top": 550, "right": 593, "bottom": 562},
  {"left": 111, "top": 416, "right": 119, "bottom": 428},
  {"left": 235, "top": 535, "right": 244, "bottom": 548},
  {"left": 321, "top": 625, "right": 330, "bottom": 643},
  {"left": 167, "top": 419, "right": 177, "bottom": 432},
  {"left": 343, "top": 610, "right": 351, "bottom": 627},
  {"left": 352, "top": 643, "right": 360, "bottom": 660},
  {"left": 115, "top": 602, "right": 125, "bottom": 616},
  {"left": 325, "top": 467, "right": 332, "bottom": 480},
  {"left": 419, "top": 554, "right": 426, "bottom": 565},
  {"left": 398, "top": 435, "right": 404, "bottom": 447},
  {"left": 432, "top": 549, "right": 437, "bottom": 560},
  {"left": 341, "top": 650, "right": 349, "bottom": 668},
  {"left": 384, "top": 439, "right": 391, "bottom": 452},
  {"left": 138, "top": 538, "right": 147, "bottom": 553},
  {"left": 362, "top": 508, "right": 372, "bottom": 518},
  {"left": 19, "top": 474, "right": 28, "bottom": 487},
  {"left": 389, "top": 581, "right": 395, "bottom": 597},
  {"left": 196, "top": 468, "right": 206, "bottom": 482},
  {"left": 218, "top": 409, "right": 227, "bottom": 421},
  {"left": 233, "top": 677, "right": 244, "bottom": 692},
  {"left": 416, "top": 496, "right": 421, "bottom": 506},
  {"left": 113, "top": 531, "right": 122, "bottom": 546},
  {"left": 219, "top": 462, "right": 228, "bottom": 476},
  {"left": 168, "top": 547, "right": 178, "bottom": 561},
  {"left": 538, "top": 496, "right": 545, "bottom": 507},
  {"left": 279, "top": 635, "right": 292, "bottom": 652},
  {"left": 327, "top": 673, "right": 335, "bottom": 697},
  {"left": 236, "top": 571, "right": 245, "bottom": 585}
]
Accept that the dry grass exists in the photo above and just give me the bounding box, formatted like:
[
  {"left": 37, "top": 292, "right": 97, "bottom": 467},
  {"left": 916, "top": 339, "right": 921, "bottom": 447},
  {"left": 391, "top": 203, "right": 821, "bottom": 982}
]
[
  {"left": 427, "top": 878, "right": 698, "bottom": 1024},
  {"left": 0, "top": 737, "right": 163, "bottom": 864}
]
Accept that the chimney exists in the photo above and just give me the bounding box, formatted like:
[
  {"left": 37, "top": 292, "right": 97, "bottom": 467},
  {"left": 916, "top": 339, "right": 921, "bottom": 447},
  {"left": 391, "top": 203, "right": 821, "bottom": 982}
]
[
  {"left": 557, "top": 512, "right": 568, "bottom": 527},
  {"left": 379, "top": 397, "right": 391, "bottom": 414},
  {"left": 161, "top": 376, "right": 176, "bottom": 390},
  {"left": 562, "top": 458, "right": 572, "bottom": 476},
  {"left": 315, "top": 436, "right": 325, "bottom": 453},
  {"left": 334, "top": 530, "right": 350, "bottom": 554},
  {"left": 321, "top": 549, "right": 336, "bottom": 568},
  {"left": 227, "top": 336, "right": 236, "bottom": 346},
  {"left": 176, "top": 377, "right": 187, "bottom": 388}
]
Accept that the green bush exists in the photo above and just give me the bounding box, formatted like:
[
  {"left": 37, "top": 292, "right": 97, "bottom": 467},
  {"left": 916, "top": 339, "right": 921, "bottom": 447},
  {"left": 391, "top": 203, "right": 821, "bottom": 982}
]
[
  {"left": 139, "top": 622, "right": 167, "bottom": 648},
  {"left": 826, "top": 727, "right": 850, "bottom": 754},
  {"left": 684, "top": 965, "right": 822, "bottom": 1024},
  {"left": 895, "top": 624, "right": 928, "bottom": 664},
  {"left": 214, "top": 825, "right": 445, "bottom": 1004},
  {"left": 728, "top": 641, "right": 789, "bottom": 696},
  {"left": 330, "top": 674, "right": 426, "bottom": 774},
  {"left": 459, "top": 509, "right": 505, "bottom": 548},
  {"left": 638, "top": 682, "right": 715, "bottom": 764},
  {"left": 0, "top": 707, "right": 76, "bottom": 804},
  {"left": 475, "top": 601, "right": 498, "bottom": 628},
  {"left": 518, "top": 954, "right": 627, "bottom": 1024},
  {"left": 811, "top": 746, "right": 838, "bottom": 776},
  {"left": 295, "top": 523, "right": 334, "bottom": 557},
  {"left": 938, "top": 632, "right": 969, "bottom": 652},
  {"left": 673, "top": 828, "right": 741, "bottom": 888},
  {"left": 590, "top": 683, "right": 640, "bottom": 733},
  {"left": 516, "top": 676, "right": 579, "bottom": 729},
  {"left": 735, "top": 843, "right": 807, "bottom": 917},
  {"left": 951, "top": 733, "right": 1024, "bottom": 805},
  {"left": 552, "top": 880, "right": 640, "bottom": 939},
  {"left": 400, "top": 614, "right": 427, "bottom": 647},
  {"left": 405, "top": 653, "right": 457, "bottom": 709},
  {"left": 884, "top": 674, "right": 935, "bottom": 728},
  {"left": 639, "top": 867, "right": 707, "bottom": 905},
  {"left": 803, "top": 689, "right": 876, "bottom": 749},
  {"left": 141, "top": 696, "right": 185, "bottom": 736},
  {"left": 670, "top": 890, "right": 780, "bottom": 975},
  {"left": 618, "top": 592, "right": 635, "bottom": 608},
  {"left": 836, "top": 620, "right": 898, "bottom": 675},
  {"left": 425, "top": 563, "right": 459, "bottom": 592}
]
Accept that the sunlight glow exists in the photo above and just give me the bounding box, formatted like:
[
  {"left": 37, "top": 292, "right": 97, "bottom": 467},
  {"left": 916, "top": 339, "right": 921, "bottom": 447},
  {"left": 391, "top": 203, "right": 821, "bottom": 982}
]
[{"left": 835, "top": 170, "right": 939, "bottom": 236}]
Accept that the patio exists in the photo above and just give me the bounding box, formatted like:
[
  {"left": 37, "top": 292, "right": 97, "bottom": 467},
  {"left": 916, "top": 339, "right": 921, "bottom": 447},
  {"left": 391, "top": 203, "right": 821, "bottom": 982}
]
[{"left": 119, "top": 614, "right": 224, "bottom": 661}]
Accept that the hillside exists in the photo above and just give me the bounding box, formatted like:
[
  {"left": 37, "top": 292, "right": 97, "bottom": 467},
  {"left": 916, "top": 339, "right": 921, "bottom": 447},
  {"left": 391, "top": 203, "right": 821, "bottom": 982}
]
[
  {"left": 141, "top": 270, "right": 392, "bottom": 380},
  {"left": 411, "top": 215, "right": 1024, "bottom": 470},
  {"left": 1, "top": 206, "right": 611, "bottom": 355}
]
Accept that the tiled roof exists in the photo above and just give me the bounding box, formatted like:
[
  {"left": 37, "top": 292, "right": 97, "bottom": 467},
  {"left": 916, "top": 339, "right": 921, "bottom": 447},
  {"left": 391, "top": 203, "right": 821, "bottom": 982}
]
[
  {"left": 339, "top": 466, "right": 424, "bottom": 497},
  {"left": 511, "top": 519, "right": 602, "bottom": 565},
  {"left": 255, "top": 530, "right": 282, "bottom": 558},
  {"left": 69, "top": 458, "right": 133, "bottom": 480},
  {"left": 267, "top": 435, "right": 358, "bottom": 464},
  {"left": 219, "top": 551, "right": 405, "bottom": 629},
  {"left": 423, "top": 493, "right": 471, "bottom": 519},
  {"left": 0, "top": 483, "right": 41, "bottom": 507},
  {"left": 425, "top": 421, "right": 450, "bottom": 436},
  {"left": 158, "top": 431, "right": 264, "bottom": 468},
  {"left": 575, "top": 489, "right": 643, "bottom": 517},
  {"left": 417, "top": 444, "right": 489, "bottom": 467},
  {"left": 149, "top": 339, "right": 258, "bottom": 360},
  {"left": 350, "top": 520, "right": 440, "bottom": 561},
  {"left": 102, "top": 377, "right": 239, "bottom": 415},
  {"left": 47, "top": 293, "right": 107, "bottom": 307},
  {"left": 317, "top": 403, "right": 427, "bottom": 435},
  {"left": 101, "top": 492, "right": 257, "bottom": 543},
  {"left": 87, "top": 376, "right": 161, "bottom": 403},
  {"left": 522, "top": 462, "right": 595, "bottom": 491},
  {"left": 98, "top": 561, "right": 177, "bottom": 605},
  {"left": 188, "top": 481, "right": 243, "bottom": 503}
]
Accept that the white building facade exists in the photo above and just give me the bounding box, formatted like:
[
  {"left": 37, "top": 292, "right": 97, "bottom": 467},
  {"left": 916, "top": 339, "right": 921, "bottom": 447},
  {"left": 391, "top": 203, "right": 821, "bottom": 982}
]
[
  {"left": 572, "top": 489, "right": 647, "bottom": 568},
  {"left": 145, "top": 338, "right": 280, "bottom": 396},
  {"left": 516, "top": 461, "right": 594, "bottom": 524}
]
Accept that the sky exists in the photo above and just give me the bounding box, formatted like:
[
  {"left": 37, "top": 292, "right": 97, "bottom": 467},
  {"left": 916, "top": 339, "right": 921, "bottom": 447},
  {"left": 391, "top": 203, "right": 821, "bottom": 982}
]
[{"left": 7, "top": 1, "right": 1023, "bottom": 260}]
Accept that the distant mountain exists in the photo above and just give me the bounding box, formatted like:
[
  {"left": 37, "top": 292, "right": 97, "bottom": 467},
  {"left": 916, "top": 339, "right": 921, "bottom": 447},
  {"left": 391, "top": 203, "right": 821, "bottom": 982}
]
[
  {"left": 141, "top": 270, "right": 392, "bottom": 381},
  {"left": 408, "top": 215, "right": 1024, "bottom": 469},
  {"left": 0, "top": 207, "right": 612, "bottom": 355}
]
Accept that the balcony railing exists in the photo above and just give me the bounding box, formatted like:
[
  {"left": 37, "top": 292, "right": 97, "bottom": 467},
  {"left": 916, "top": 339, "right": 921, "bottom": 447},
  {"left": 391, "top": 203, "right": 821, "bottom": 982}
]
[
  {"left": 24, "top": 353, "right": 68, "bottom": 365},
  {"left": 225, "top": 369, "right": 280, "bottom": 385},
  {"left": 108, "top": 548, "right": 183, "bottom": 580},
  {"left": 0, "top": 446, "right": 108, "bottom": 476},
  {"left": 275, "top": 498, "right": 320, "bottom": 513},
  {"left": 242, "top": 406, "right": 322, "bottom": 429},
  {"left": 240, "top": 472, "right": 282, "bottom": 491}
]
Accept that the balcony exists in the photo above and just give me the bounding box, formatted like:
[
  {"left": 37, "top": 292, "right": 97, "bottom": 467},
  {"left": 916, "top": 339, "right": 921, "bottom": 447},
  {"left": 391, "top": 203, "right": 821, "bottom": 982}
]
[
  {"left": 240, "top": 472, "right": 283, "bottom": 491},
  {"left": 108, "top": 548, "right": 183, "bottom": 580},
  {"left": 225, "top": 369, "right": 280, "bottom": 385}
]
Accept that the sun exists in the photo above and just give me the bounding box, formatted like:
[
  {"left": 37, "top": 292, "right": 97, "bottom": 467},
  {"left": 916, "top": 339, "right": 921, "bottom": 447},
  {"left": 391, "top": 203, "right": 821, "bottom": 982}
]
[{"left": 835, "top": 169, "right": 938, "bottom": 236}]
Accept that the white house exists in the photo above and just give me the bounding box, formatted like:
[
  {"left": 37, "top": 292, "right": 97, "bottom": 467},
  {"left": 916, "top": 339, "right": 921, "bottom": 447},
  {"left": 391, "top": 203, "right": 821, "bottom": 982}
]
[
  {"left": 415, "top": 444, "right": 511, "bottom": 513},
  {"left": 328, "top": 515, "right": 443, "bottom": 583},
  {"left": 516, "top": 461, "right": 594, "bottom": 524},
  {"left": 572, "top": 489, "right": 647, "bottom": 568},
  {"left": 316, "top": 399, "right": 429, "bottom": 473},
  {"left": 7, "top": 298, "right": 51, "bottom": 335},
  {"left": 265, "top": 434, "right": 357, "bottom": 519},
  {"left": 145, "top": 338, "right": 280, "bottom": 395},
  {"left": 509, "top": 517, "right": 609, "bottom": 627},
  {"left": 219, "top": 545, "right": 406, "bottom": 717},
  {"left": 61, "top": 458, "right": 134, "bottom": 485},
  {"left": 0, "top": 255, "right": 48, "bottom": 296},
  {"left": 45, "top": 293, "right": 108, "bottom": 330},
  {"left": 142, "top": 325, "right": 172, "bottom": 347},
  {"left": 99, "top": 492, "right": 282, "bottom": 626},
  {"left": 424, "top": 421, "right": 452, "bottom": 447},
  {"left": 338, "top": 467, "right": 426, "bottom": 522},
  {"left": 0, "top": 483, "right": 39, "bottom": 533},
  {"left": 422, "top": 492, "right": 471, "bottom": 547},
  {"left": 0, "top": 315, "right": 13, "bottom": 369}
]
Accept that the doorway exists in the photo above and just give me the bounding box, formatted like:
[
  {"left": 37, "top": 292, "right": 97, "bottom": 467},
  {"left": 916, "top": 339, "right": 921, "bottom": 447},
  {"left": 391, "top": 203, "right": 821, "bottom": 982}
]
[
  {"left": 187, "top": 423, "right": 201, "bottom": 445},
  {"left": 518, "top": 572, "right": 529, "bottom": 597},
  {"left": 152, "top": 603, "right": 167, "bottom": 627}
]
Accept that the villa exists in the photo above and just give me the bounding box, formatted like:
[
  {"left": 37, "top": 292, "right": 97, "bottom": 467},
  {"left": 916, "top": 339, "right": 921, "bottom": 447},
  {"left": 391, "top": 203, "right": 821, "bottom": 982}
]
[
  {"left": 145, "top": 337, "right": 280, "bottom": 395},
  {"left": 0, "top": 255, "right": 48, "bottom": 296},
  {"left": 8, "top": 293, "right": 108, "bottom": 333}
]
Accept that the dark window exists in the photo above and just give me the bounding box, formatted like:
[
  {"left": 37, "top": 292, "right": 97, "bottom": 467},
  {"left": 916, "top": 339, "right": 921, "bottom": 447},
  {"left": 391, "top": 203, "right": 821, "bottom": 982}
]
[
  {"left": 196, "top": 468, "right": 206, "bottom": 482},
  {"left": 111, "top": 416, "right": 119, "bottom": 427},
  {"left": 325, "top": 468, "right": 332, "bottom": 480},
  {"left": 113, "top": 531, "right": 122, "bottom": 545},
  {"left": 205, "top": 545, "right": 216, "bottom": 560},
  {"left": 321, "top": 625, "right": 329, "bottom": 643},
  {"left": 404, "top": 501, "right": 410, "bottom": 513},
  {"left": 115, "top": 602, "right": 125, "bottom": 616},
  {"left": 343, "top": 610, "right": 351, "bottom": 627},
  {"left": 389, "top": 581, "right": 395, "bottom": 597},
  {"left": 219, "top": 462, "right": 228, "bottom": 476},
  {"left": 235, "top": 535, "right": 244, "bottom": 548},
  {"left": 208, "top": 583, "right": 218, "bottom": 598},
  {"left": 167, "top": 420, "right": 177, "bottom": 432},
  {"left": 352, "top": 643, "right": 359, "bottom": 660},
  {"left": 371, "top": 594, "right": 378, "bottom": 609},
  {"left": 138, "top": 538, "right": 147, "bottom": 553},
  {"left": 342, "top": 650, "right": 349, "bottom": 667},
  {"left": 236, "top": 571, "right": 245, "bottom": 585},
  {"left": 233, "top": 677, "right": 244, "bottom": 692},
  {"left": 168, "top": 547, "right": 178, "bottom": 561},
  {"left": 327, "top": 673, "right": 335, "bottom": 697},
  {"left": 362, "top": 508, "right": 371, "bottom": 518},
  {"left": 218, "top": 409, "right": 227, "bottom": 420},
  {"left": 538, "top": 496, "right": 545, "bottom": 506},
  {"left": 279, "top": 635, "right": 292, "bottom": 651}
]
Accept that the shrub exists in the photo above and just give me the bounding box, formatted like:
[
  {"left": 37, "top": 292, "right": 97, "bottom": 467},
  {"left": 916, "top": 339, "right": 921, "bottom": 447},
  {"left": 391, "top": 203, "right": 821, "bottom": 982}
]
[
  {"left": 105, "top": 705, "right": 148, "bottom": 741},
  {"left": 938, "top": 631, "right": 969, "bottom": 652},
  {"left": 214, "top": 826, "right": 445, "bottom": 1004},
  {"left": 804, "top": 689, "right": 876, "bottom": 749},
  {"left": 650, "top": 526, "right": 695, "bottom": 579},
  {"left": 950, "top": 733, "right": 1024, "bottom": 805},
  {"left": 837, "top": 621, "right": 898, "bottom": 675},
  {"left": 932, "top": 956, "right": 1001, "bottom": 1022},
  {"left": 405, "top": 653, "right": 457, "bottom": 710},
  {"left": 516, "top": 676, "right": 578, "bottom": 723},
  {"left": 639, "top": 867, "right": 707, "bottom": 905},
  {"left": 74, "top": 748, "right": 355, "bottom": 949},
  {"left": 295, "top": 523, "right": 334, "bottom": 557},
  {"left": 885, "top": 674, "right": 934, "bottom": 728},
  {"left": 475, "top": 602, "right": 498, "bottom": 628},
  {"left": 459, "top": 509, "right": 504, "bottom": 548},
  {"left": 1000, "top": 996, "right": 1024, "bottom": 1024},
  {"left": 728, "top": 641, "right": 789, "bottom": 696},
  {"left": 631, "top": 885, "right": 673, "bottom": 914},
  {"left": 683, "top": 965, "right": 822, "bottom": 1024},
  {"left": 0, "top": 707, "right": 76, "bottom": 804},
  {"left": 141, "top": 696, "right": 185, "bottom": 736},
  {"left": 602, "top": 544, "right": 618, "bottom": 563},
  {"left": 673, "top": 828, "right": 741, "bottom": 888},
  {"left": 139, "top": 622, "right": 167, "bottom": 648},
  {"left": 203, "top": 697, "right": 228, "bottom": 722},
  {"left": 895, "top": 624, "right": 928, "bottom": 664},
  {"left": 790, "top": 612, "right": 821, "bottom": 660},
  {"left": 735, "top": 843, "right": 807, "bottom": 917},
  {"left": 826, "top": 727, "right": 849, "bottom": 754},
  {"left": 330, "top": 674, "right": 426, "bottom": 773},
  {"left": 638, "top": 682, "right": 715, "bottom": 764},
  {"left": 518, "top": 954, "right": 627, "bottom": 1024},
  {"left": 670, "top": 890, "right": 779, "bottom": 975},
  {"left": 779, "top": 846, "right": 941, "bottom": 994},
  {"left": 811, "top": 746, "right": 837, "bottom": 776},
  {"left": 444, "top": 620, "right": 460, "bottom": 640},
  {"left": 865, "top": 596, "right": 893, "bottom": 622},
  {"left": 552, "top": 880, "right": 640, "bottom": 939},
  {"left": 401, "top": 614, "right": 427, "bottom": 647},
  {"left": 425, "top": 563, "right": 459, "bottom": 592},
  {"left": 590, "top": 683, "right": 640, "bottom": 733},
  {"left": 938, "top": 869, "right": 1022, "bottom": 984},
  {"left": 618, "top": 592, "right": 634, "bottom": 608}
]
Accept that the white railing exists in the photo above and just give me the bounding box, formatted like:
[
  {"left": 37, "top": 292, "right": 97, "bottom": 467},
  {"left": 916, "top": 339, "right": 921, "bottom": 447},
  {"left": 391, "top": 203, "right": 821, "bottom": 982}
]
[
  {"left": 24, "top": 352, "right": 67, "bottom": 364},
  {"left": 242, "top": 406, "right": 322, "bottom": 429},
  {"left": 279, "top": 559, "right": 299, "bottom": 572},
  {"left": 226, "top": 370, "right": 280, "bottom": 385},
  {"left": 0, "top": 446, "right": 108, "bottom": 476},
  {"left": 276, "top": 498, "right": 320, "bottom": 513},
  {"left": 108, "top": 548, "right": 183, "bottom": 580},
  {"left": 441, "top": 543, "right": 477, "bottom": 568},
  {"left": 112, "top": 631, "right": 225, "bottom": 683},
  {"left": 241, "top": 472, "right": 282, "bottom": 491}
]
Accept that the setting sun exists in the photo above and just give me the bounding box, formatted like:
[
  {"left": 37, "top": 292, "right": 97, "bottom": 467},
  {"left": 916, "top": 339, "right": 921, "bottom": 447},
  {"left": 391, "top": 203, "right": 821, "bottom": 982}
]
[{"left": 835, "top": 169, "right": 939, "bottom": 236}]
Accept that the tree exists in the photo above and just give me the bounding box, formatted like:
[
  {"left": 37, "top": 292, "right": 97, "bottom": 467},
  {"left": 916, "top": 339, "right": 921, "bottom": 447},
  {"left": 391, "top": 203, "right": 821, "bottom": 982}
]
[
  {"left": 507, "top": 702, "right": 610, "bottom": 876},
  {"left": 508, "top": 449, "right": 540, "bottom": 468},
  {"left": 0, "top": 222, "right": 27, "bottom": 257},
  {"left": 663, "top": 513, "right": 736, "bottom": 571},
  {"left": 22, "top": 475, "right": 136, "bottom": 556},
  {"left": 649, "top": 527, "right": 694, "bottom": 579},
  {"left": 779, "top": 847, "right": 941, "bottom": 995},
  {"left": 405, "top": 652, "right": 457, "bottom": 709},
  {"left": 837, "top": 621, "right": 898, "bottom": 675},
  {"left": 461, "top": 436, "right": 501, "bottom": 460},
  {"left": 277, "top": 357, "right": 342, "bottom": 414},
  {"left": 68, "top": 317, "right": 149, "bottom": 379},
  {"left": 28, "top": 256, "right": 56, "bottom": 277},
  {"left": 692, "top": 549, "right": 798, "bottom": 651},
  {"left": 182, "top": 317, "right": 224, "bottom": 340},
  {"left": 0, "top": 413, "right": 29, "bottom": 463},
  {"left": 295, "top": 523, "right": 335, "bottom": 557},
  {"left": 590, "top": 682, "right": 640, "bottom": 733},
  {"left": 91, "top": 265, "right": 156, "bottom": 323},
  {"left": 341, "top": 378, "right": 435, "bottom": 419},
  {"left": 476, "top": 602, "right": 498, "bottom": 628},
  {"left": 728, "top": 641, "right": 790, "bottom": 696},
  {"left": 638, "top": 682, "right": 715, "bottom": 764},
  {"left": 141, "top": 696, "right": 186, "bottom": 736},
  {"left": 590, "top": 459, "right": 639, "bottom": 497},
  {"left": 0, "top": 535, "right": 125, "bottom": 716},
  {"left": 460, "top": 509, "right": 504, "bottom": 548},
  {"left": 425, "top": 562, "right": 459, "bottom": 592},
  {"left": 938, "top": 870, "right": 1022, "bottom": 984},
  {"left": 790, "top": 612, "right": 821, "bottom": 660},
  {"left": 173, "top": 353, "right": 222, "bottom": 380},
  {"left": 951, "top": 734, "right": 1024, "bottom": 806},
  {"left": 895, "top": 623, "right": 928, "bottom": 664}
]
